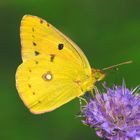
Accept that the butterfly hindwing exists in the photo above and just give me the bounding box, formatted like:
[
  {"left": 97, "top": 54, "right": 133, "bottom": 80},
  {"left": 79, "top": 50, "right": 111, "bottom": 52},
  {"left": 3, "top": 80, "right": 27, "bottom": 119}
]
[{"left": 16, "top": 55, "right": 88, "bottom": 114}]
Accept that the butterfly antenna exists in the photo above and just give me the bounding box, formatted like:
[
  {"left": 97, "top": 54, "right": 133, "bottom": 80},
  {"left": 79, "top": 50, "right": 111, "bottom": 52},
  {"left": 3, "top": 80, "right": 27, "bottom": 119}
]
[{"left": 102, "top": 60, "right": 133, "bottom": 71}]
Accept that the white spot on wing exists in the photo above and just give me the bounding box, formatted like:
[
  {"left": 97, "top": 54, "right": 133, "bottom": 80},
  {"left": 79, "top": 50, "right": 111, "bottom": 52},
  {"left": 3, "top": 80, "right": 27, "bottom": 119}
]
[
  {"left": 42, "top": 71, "right": 53, "bottom": 81},
  {"left": 46, "top": 73, "right": 52, "bottom": 80}
]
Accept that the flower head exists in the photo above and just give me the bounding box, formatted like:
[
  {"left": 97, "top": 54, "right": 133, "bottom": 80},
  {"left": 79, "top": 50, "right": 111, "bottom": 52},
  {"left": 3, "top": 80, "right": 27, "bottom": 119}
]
[{"left": 81, "top": 83, "right": 140, "bottom": 140}]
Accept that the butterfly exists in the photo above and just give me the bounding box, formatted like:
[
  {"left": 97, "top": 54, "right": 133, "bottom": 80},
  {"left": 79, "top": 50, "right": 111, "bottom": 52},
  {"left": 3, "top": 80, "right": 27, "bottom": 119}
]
[{"left": 16, "top": 15, "right": 105, "bottom": 114}]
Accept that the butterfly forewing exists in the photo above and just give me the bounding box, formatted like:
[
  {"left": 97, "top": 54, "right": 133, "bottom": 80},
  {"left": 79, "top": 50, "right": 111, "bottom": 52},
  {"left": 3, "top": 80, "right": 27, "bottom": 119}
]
[{"left": 20, "top": 15, "right": 91, "bottom": 74}]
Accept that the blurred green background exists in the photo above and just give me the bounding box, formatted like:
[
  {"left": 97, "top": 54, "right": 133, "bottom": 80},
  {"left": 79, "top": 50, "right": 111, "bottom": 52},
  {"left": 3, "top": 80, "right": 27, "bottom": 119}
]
[{"left": 0, "top": 0, "right": 140, "bottom": 140}]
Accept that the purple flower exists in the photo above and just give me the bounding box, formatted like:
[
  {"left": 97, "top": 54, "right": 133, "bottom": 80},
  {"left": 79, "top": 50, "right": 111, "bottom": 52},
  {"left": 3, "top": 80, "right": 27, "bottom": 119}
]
[{"left": 81, "top": 83, "right": 140, "bottom": 140}]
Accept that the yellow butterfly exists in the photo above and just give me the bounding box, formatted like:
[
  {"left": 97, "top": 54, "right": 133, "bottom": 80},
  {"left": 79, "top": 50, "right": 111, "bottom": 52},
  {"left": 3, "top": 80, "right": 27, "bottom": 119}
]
[{"left": 16, "top": 15, "right": 105, "bottom": 114}]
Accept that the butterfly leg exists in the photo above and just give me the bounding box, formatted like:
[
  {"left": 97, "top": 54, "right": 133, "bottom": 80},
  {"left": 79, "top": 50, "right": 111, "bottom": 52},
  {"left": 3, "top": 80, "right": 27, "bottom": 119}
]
[
  {"left": 90, "top": 89, "right": 95, "bottom": 98},
  {"left": 78, "top": 96, "right": 88, "bottom": 112}
]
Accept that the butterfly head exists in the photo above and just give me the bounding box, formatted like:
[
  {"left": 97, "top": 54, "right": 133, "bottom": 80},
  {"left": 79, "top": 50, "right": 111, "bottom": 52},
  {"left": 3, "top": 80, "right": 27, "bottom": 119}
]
[{"left": 92, "top": 69, "right": 105, "bottom": 82}]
